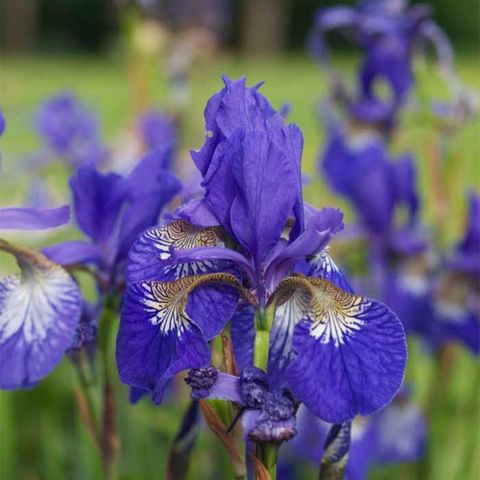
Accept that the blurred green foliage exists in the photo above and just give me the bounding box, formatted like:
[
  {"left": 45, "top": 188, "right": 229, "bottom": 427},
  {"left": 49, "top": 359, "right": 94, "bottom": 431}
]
[{"left": 0, "top": 52, "right": 479, "bottom": 479}]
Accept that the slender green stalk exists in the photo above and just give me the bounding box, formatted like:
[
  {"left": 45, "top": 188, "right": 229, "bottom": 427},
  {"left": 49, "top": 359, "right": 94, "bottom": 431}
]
[
  {"left": 253, "top": 305, "right": 276, "bottom": 371},
  {"left": 97, "top": 300, "right": 120, "bottom": 480}
]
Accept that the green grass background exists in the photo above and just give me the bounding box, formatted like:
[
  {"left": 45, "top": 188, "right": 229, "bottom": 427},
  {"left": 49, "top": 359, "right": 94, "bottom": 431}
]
[{"left": 0, "top": 52, "right": 479, "bottom": 479}]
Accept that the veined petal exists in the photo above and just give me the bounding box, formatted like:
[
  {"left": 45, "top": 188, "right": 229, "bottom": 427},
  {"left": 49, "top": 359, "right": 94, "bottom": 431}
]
[
  {"left": 268, "top": 289, "right": 311, "bottom": 389},
  {"left": 127, "top": 220, "right": 224, "bottom": 283},
  {"left": 229, "top": 129, "right": 300, "bottom": 268},
  {"left": 306, "top": 250, "right": 354, "bottom": 294},
  {"left": 0, "top": 206, "right": 70, "bottom": 230},
  {"left": 0, "top": 240, "right": 82, "bottom": 389},
  {"left": 274, "top": 275, "right": 406, "bottom": 423},
  {"left": 116, "top": 273, "right": 245, "bottom": 402}
]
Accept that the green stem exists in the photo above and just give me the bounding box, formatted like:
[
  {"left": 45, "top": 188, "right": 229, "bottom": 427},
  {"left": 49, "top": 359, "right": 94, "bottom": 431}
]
[
  {"left": 253, "top": 305, "right": 276, "bottom": 371},
  {"left": 258, "top": 444, "right": 278, "bottom": 479}
]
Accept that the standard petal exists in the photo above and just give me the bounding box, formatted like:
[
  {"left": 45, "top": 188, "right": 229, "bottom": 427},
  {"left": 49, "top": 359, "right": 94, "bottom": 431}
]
[
  {"left": 281, "top": 277, "right": 406, "bottom": 423},
  {"left": 0, "top": 241, "right": 82, "bottom": 389},
  {"left": 0, "top": 206, "right": 70, "bottom": 230},
  {"left": 228, "top": 129, "right": 300, "bottom": 268}
]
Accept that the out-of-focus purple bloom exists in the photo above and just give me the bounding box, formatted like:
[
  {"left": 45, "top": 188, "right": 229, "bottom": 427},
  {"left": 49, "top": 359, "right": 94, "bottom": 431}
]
[
  {"left": 0, "top": 110, "right": 6, "bottom": 136},
  {"left": 117, "top": 77, "right": 406, "bottom": 428},
  {"left": 137, "top": 110, "right": 177, "bottom": 164},
  {"left": 447, "top": 191, "right": 480, "bottom": 277},
  {"left": 0, "top": 202, "right": 81, "bottom": 389},
  {"left": 0, "top": 205, "right": 70, "bottom": 230},
  {"left": 279, "top": 388, "right": 425, "bottom": 479},
  {"left": 34, "top": 93, "right": 108, "bottom": 167},
  {"left": 373, "top": 388, "right": 426, "bottom": 463},
  {"left": 430, "top": 191, "right": 480, "bottom": 355},
  {"left": 384, "top": 192, "right": 479, "bottom": 355},
  {"left": 322, "top": 125, "right": 419, "bottom": 239},
  {"left": 43, "top": 147, "right": 181, "bottom": 293},
  {"left": 311, "top": 0, "right": 454, "bottom": 128}
]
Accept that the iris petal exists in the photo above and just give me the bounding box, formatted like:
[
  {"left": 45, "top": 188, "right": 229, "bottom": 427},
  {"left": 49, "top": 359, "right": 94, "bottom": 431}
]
[
  {"left": 231, "top": 300, "right": 255, "bottom": 370},
  {"left": 274, "top": 275, "right": 406, "bottom": 423},
  {"left": 127, "top": 220, "right": 223, "bottom": 283},
  {"left": 0, "top": 206, "right": 70, "bottom": 230},
  {"left": 306, "top": 250, "right": 354, "bottom": 293},
  {"left": 268, "top": 290, "right": 311, "bottom": 389},
  {"left": 0, "top": 240, "right": 82, "bottom": 389},
  {"left": 116, "top": 273, "right": 242, "bottom": 402}
]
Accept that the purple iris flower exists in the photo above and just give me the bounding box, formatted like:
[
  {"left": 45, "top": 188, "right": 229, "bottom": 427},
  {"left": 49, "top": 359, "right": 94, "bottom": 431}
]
[
  {"left": 34, "top": 93, "right": 108, "bottom": 168},
  {"left": 116, "top": 77, "right": 407, "bottom": 438},
  {"left": 0, "top": 201, "right": 82, "bottom": 389},
  {"left": 311, "top": 0, "right": 453, "bottom": 128},
  {"left": 384, "top": 191, "right": 479, "bottom": 355},
  {"left": 43, "top": 147, "right": 181, "bottom": 294}
]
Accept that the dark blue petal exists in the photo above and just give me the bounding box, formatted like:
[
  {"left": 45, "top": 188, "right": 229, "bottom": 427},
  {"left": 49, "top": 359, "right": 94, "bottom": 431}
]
[
  {"left": 116, "top": 274, "right": 239, "bottom": 401},
  {"left": 0, "top": 242, "right": 82, "bottom": 389},
  {"left": 286, "top": 283, "right": 406, "bottom": 423},
  {"left": 231, "top": 300, "right": 255, "bottom": 370},
  {"left": 116, "top": 281, "right": 211, "bottom": 403},
  {"left": 0, "top": 206, "right": 70, "bottom": 230},
  {"left": 227, "top": 129, "right": 300, "bottom": 268}
]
